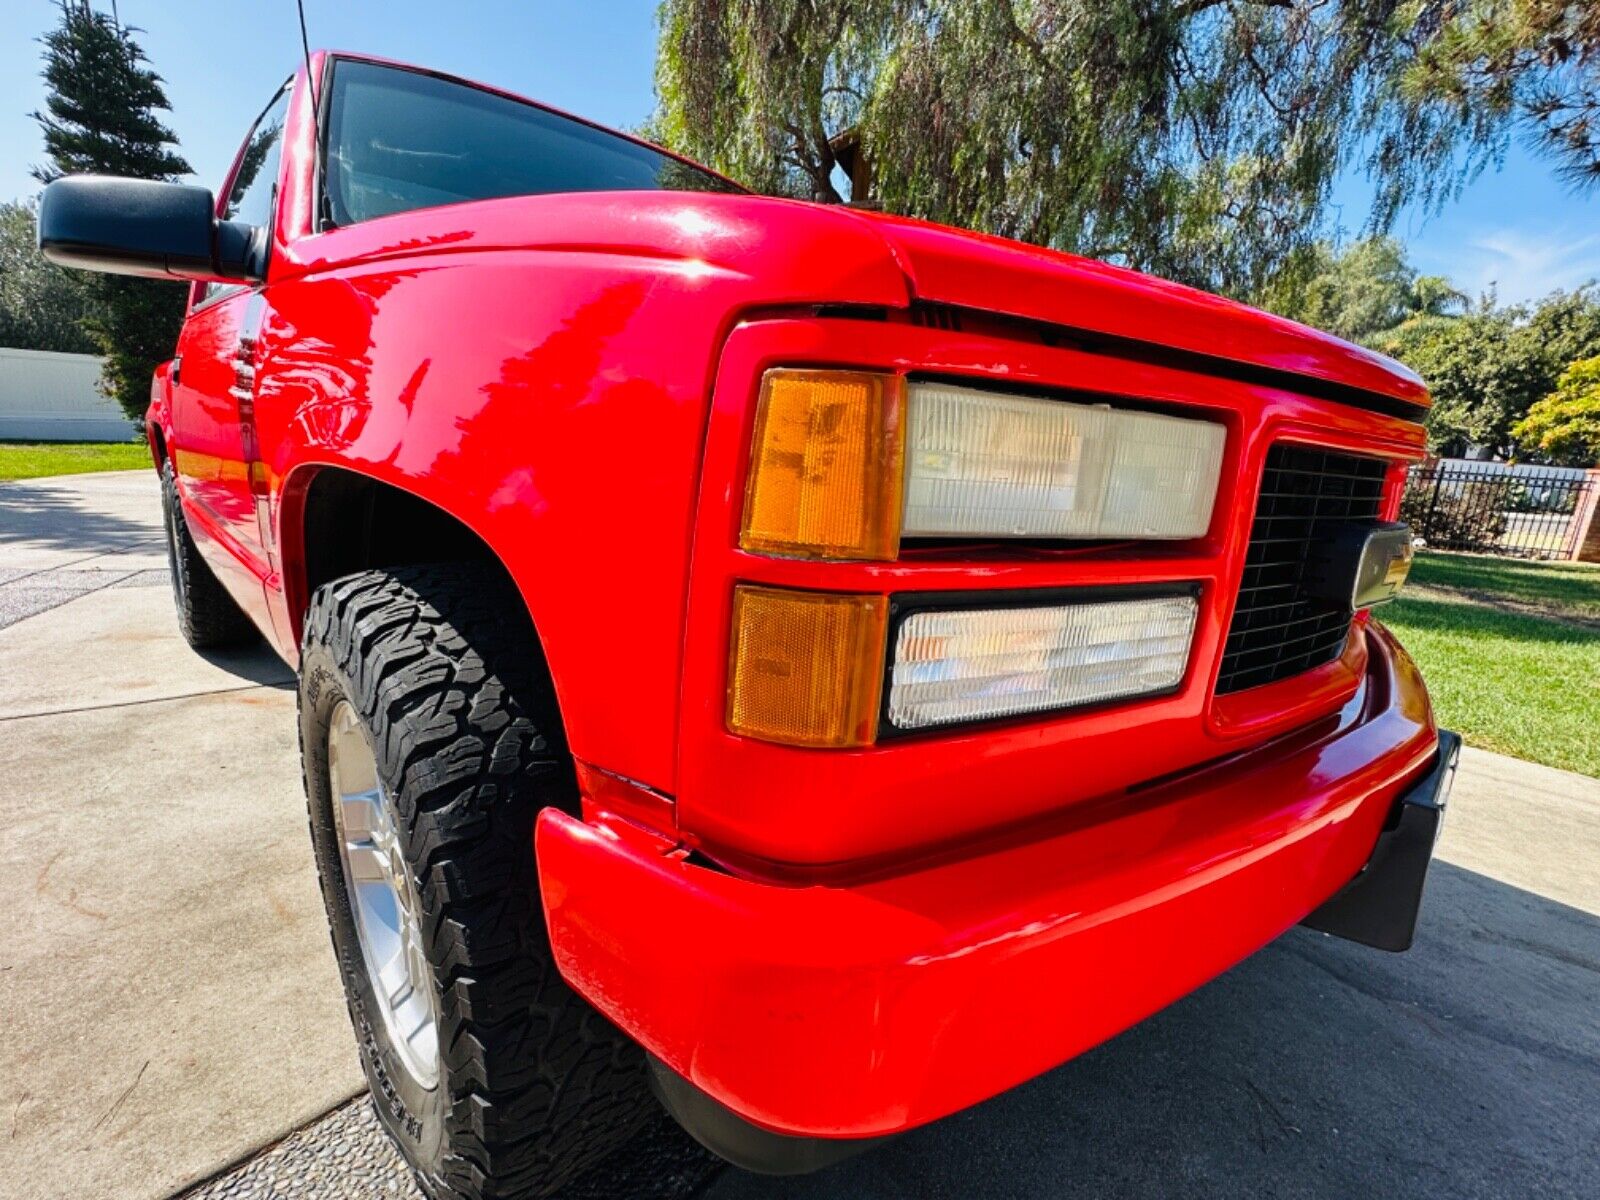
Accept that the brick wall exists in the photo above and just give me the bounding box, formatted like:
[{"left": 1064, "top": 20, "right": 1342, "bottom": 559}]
[{"left": 1571, "top": 468, "right": 1600, "bottom": 563}]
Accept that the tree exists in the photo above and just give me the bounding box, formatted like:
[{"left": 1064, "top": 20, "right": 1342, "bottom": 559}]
[
  {"left": 32, "top": 1, "right": 191, "bottom": 422},
  {"left": 0, "top": 199, "right": 95, "bottom": 354},
  {"left": 1513, "top": 355, "right": 1600, "bottom": 466},
  {"left": 1262, "top": 237, "right": 1467, "bottom": 342},
  {"left": 1373, "top": 288, "right": 1600, "bottom": 455},
  {"left": 1408, "top": 273, "right": 1472, "bottom": 320},
  {"left": 1404, "top": 0, "right": 1600, "bottom": 190},
  {"left": 652, "top": 2, "right": 1518, "bottom": 298}
]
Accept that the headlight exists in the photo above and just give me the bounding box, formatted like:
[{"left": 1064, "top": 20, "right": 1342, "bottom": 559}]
[
  {"left": 886, "top": 592, "right": 1199, "bottom": 731},
  {"left": 902, "top": 381, "right": 1226, "bottom": 540},
  {"left": 739, "top": 371, "right": 1225, "bottom": 560}
]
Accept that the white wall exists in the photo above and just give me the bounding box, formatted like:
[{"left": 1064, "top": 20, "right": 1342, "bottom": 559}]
[
  {"left": 0, "top": 347, "right": 137, "bottom": 442},
  {"left": 1431, "top": 458, "right": 1589, "bottom": 481}
]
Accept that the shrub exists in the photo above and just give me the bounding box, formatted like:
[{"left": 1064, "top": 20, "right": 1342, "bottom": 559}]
[
  {"left": 1402, "top": 473, "right": 1512, "bottom": 549},
  {"left": 1513, "top": 356, "right": 1600, "bottom": 467},
  {"left": 1505, "top": 479, "right": 1579, "bottom": 515}
]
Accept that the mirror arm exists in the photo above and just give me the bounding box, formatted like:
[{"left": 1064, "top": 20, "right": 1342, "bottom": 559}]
[{"left": 212, "top": 219, "right": 266, "bottom": 283}]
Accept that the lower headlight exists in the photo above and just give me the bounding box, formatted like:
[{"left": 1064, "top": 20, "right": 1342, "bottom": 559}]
[{"left": 887, "top": 592, "right": 1199, "bottom": 731}]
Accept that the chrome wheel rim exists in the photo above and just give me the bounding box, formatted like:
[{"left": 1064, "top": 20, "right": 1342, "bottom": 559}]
[{"left": 328, "top": 700, "right": 441, "bottom": 1089}]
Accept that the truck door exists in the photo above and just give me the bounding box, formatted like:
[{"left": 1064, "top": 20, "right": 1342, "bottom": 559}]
[{"left": 169, "top": 83, "right": 289, "bottom": 618}]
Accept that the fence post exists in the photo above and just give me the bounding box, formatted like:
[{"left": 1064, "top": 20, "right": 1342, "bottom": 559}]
[
  {"left": 1423, "top": 465, "right": 1444, "bottom": 543},
  {"left": 1570, "top": 468, "right": 1600, "bottom": 563}
]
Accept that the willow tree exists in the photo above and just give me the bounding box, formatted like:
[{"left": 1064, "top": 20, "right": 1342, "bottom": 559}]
[
  {"left": 652, "top": 1, "right": 1512, "bottom": 298},
  {"left": 1406, "top": 0, "right": 1599, "bottom": 190}
]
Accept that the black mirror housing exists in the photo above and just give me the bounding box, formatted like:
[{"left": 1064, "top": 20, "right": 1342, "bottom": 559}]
[{"left": 37, "top": 175, "right": 262, "bottom": 284}]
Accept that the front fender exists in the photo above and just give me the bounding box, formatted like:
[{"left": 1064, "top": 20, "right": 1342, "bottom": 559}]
[{"left": 256, "top": 236, "right": 904, "bottom": 797}]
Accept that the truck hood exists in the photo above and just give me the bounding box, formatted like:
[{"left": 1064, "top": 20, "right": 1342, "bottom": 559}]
[
  {"left": 837, "top": 206, "right": 1428, "bottom": 410},
  {"left": 288, "top": 190, "right": 1425, "bottom": 409}
]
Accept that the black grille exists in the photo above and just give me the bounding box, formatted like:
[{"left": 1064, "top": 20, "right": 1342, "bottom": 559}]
[{"left": 1216, "top": 445, "right": 1388, "bottom": 694}]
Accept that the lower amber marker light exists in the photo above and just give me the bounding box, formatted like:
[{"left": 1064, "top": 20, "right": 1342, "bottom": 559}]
[{"left": 727, "top": 585, "right": 888, "bottom": 748}]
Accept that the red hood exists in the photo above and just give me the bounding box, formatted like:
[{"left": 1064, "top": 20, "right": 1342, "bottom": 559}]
[
  {"left": 285, "top": 190, "right": 1425, "bottom": 409},
  {"left": 839, "top": 207, "right": 1428, "bottom": 409}
]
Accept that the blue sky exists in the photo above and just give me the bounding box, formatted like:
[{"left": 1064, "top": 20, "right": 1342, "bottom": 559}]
[{"left": 2, "top": 0, "right": 1596, "bottom": 306}]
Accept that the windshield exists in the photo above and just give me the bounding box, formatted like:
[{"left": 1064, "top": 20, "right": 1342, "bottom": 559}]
[{"left": 322, "top": 59, "right": 739, "bottom": 227}]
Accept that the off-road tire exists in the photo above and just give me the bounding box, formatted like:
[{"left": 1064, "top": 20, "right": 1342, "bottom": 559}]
[
  {"left": 159, "top": 459, "right": 255, "bottom": 649},
  {"left": 300, "top": 564, "right": 655, "bottom": 1199}
]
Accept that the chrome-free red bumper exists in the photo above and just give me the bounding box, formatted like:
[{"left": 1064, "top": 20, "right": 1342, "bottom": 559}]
[{"left": 536, "top": 623, "right": 1439, "bottom": 1140}]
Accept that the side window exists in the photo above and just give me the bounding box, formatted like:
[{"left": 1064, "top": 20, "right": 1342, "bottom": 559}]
[{"left": 198, "top": 83, "right": 291, "bottom": 304}]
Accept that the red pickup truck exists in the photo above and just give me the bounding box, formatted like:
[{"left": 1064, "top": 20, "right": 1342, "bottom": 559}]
[{"left": 40, "top": 51, "right": 1456, "bottom": 1198}]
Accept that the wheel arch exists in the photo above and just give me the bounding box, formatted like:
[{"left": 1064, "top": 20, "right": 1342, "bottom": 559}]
[
  {"left": 146, "top": 361, "right": 173, "bottom": 472},
  {"left": 147, "top": 422, "right": 168, "bottom": 470},
  {"left": 279, "top": 462, "right": 541, "bottom": 662}
]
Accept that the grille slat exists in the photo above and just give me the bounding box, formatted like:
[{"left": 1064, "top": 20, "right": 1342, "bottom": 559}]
[{"left": 1216, "top": 445, "right": 1387, "bottom": 695}]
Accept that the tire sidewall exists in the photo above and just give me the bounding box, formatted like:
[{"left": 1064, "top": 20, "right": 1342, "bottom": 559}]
[
  {"left": 159, "top": 462, "right": 191, "bottom": 619},
  {"left": 300, "top": 640, "right": 448, "bottom": 1169},
  {"left": 298, "top": 566, "right": 655, "bottom": 1198}
]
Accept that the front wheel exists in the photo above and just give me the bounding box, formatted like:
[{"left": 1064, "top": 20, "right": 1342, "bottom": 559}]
[{"left": 300, "top": 564, "right": 655, "bottom": 1199}]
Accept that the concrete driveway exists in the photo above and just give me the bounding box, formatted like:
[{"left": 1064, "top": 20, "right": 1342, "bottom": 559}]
[
  {"left": 1, "top": 471, "right": 1596, "bottom": 1200},
  {"left": 0, "top": 471, "right": 362, "bottom": 1200},
  {"left": 706, "top": 755, "right": 1600, "bottom": 1200}
]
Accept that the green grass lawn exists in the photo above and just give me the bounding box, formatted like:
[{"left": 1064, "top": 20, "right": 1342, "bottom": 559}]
[
  {"left": 0, "top": 440, "right": 150, "bottom": 482},
  {"left": 1380, "top": 552, "right": 1600, "bottom": 777},
  {"left": 1407, "top": 551, "right": 1600, "bottom": 623}
]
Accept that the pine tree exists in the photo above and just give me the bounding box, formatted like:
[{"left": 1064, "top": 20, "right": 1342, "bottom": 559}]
[{"left": 32, "top": 0, "right": 192, "bottom": 423}]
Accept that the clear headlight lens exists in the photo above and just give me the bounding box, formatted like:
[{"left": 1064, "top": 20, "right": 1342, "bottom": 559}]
[
  {"left": 887, "top": 593, "right": 1199, "bottom": 730},
  {"left": 902, "top": 381, "right": 1226, "bottom": 540}
]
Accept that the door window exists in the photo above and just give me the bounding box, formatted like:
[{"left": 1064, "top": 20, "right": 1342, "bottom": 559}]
[{"left": 198, "top": 82, "right": 291, "bottom": 305}]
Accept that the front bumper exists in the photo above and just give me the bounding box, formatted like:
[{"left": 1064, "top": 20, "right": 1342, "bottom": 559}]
[{"left": 536, "top": 623, "right": 1442, "bottom": 1143}]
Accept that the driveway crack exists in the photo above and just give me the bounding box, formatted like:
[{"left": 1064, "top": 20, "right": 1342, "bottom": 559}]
[{"left": 0, "top": 681, "right": 294, "bottom": 724}]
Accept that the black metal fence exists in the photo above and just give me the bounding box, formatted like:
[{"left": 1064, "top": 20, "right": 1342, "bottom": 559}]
[{"left": 1401, "top": 463, "right": 1596, "bottom": 560}]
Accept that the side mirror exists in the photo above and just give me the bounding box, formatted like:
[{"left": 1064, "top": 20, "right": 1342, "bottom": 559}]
[{"left": 37, "top": 175, "right": 263, "bottom": 284}]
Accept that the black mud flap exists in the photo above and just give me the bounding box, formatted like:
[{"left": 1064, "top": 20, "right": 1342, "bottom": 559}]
[
  {"left": 648, "top": 1055, "right": 890, "bottom": 1176},
  {"left": 1302, "top": 730, "right": 1461, "bottom": 952}
]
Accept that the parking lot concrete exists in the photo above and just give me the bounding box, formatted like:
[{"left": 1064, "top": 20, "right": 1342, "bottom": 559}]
[{"left": 3, "top": 471, "right": 1597, "bottom": 1200}]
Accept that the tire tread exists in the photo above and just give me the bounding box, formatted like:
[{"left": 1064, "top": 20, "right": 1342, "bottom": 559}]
[{"left": 301, "top": 564, "right": 652, "bottom": 1200}]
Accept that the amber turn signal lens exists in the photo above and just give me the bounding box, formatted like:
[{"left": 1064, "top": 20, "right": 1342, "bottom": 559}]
[
  {"left": 727, "top": 585, "right": 888, "bottom": 748},
  {"left": 740, "top": 369, "right": 905, "bottom": 561}
]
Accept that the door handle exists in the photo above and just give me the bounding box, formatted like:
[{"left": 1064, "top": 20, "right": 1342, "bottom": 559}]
[{"left": 170, "top": 355, "right": 182, "bottom": 386}]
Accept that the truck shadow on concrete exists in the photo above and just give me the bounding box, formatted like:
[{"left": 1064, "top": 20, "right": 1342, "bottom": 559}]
[
  {"left": 191, "top": 639, "right": 296, "bottom": 689},
  {"left": 694, "top": 862, "right": 1598, "bottom": 1200}
]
